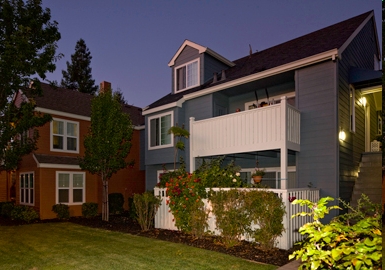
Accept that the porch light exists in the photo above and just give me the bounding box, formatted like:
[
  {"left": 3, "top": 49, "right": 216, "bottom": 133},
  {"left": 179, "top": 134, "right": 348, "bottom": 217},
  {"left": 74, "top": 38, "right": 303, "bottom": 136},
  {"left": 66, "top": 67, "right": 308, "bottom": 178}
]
[
  {"left": 339, "top": 130, "right": 346, "bottom": 141},
  {"left": 359, "top": 96, "right": 367, "bottom": 107}
]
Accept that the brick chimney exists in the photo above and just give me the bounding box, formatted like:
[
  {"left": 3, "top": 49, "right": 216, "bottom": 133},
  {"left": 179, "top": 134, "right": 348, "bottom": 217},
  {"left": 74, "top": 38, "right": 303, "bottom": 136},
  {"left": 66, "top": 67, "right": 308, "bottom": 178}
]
[{"left": 99, "top": 81, "right": 111, "bottom": 93}]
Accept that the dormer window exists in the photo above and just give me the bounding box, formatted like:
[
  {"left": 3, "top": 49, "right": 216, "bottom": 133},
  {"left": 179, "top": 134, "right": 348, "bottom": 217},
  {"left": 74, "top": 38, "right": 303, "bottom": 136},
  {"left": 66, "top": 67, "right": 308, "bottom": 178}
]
[{"left": 175, "top": 59, "right": 199, "bottom": 92}]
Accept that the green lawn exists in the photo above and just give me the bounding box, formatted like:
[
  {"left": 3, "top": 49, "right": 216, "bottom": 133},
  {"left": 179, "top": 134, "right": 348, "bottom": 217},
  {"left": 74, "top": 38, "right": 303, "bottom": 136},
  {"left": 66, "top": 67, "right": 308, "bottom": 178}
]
[{"left": 0, "top": 223, "right": 277, "bottom": 270}]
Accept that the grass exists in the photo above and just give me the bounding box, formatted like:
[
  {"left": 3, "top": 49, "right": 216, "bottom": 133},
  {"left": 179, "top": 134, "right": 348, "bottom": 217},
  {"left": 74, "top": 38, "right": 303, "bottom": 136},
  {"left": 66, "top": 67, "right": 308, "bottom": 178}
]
[{"left": 0, "top": 222, "right": 277, "bottom": 270}]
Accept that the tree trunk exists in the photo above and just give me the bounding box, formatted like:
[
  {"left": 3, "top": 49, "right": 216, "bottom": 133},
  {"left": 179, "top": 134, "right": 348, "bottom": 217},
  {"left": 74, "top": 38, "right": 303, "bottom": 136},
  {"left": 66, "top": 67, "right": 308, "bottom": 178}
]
[{"left": 102, "top": 179, "right": 109, "bottom": 222}]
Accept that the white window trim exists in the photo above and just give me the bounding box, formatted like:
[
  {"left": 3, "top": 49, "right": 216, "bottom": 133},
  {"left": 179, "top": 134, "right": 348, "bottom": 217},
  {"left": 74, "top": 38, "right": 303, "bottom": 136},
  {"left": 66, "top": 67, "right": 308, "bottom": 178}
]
[
  {"left": 174, "top": 58, "right": 200, "bottom": 92},
  {"left": 156, "top": 169, "right": 175, "bottom": 183},
  {"left": 50, "top": 118, "right": 79, "bottom": 153},
  {"left": 20, "top": 172, "right": 34, "bottom": 206},
  {"left": 148, "top": 111, "right": 174, "bottom": 150},
  {"left": 244, "top": 92, "right": 295, "bottom": 110},
  {"left": 55, "top": 171, "right": 86, "bottom": 205}
]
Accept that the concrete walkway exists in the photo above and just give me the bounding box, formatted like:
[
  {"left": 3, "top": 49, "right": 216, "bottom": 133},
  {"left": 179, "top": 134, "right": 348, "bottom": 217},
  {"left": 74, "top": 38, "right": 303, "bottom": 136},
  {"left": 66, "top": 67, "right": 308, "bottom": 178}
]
[{"left": 276, "top": 260, "right": 301, "bottom": 270}]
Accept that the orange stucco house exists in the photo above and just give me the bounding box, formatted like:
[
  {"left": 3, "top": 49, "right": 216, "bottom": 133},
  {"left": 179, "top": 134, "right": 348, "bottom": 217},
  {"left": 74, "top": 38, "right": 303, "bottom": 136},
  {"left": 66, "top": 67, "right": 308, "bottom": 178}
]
[{"left": 4, "top": 81, "right": 145, "bottom": 219}]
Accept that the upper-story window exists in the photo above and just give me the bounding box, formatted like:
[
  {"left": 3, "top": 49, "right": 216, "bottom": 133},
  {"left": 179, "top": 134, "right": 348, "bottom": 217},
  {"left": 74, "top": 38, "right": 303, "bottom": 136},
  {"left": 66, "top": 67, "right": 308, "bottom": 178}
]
[
  {"left": 175, "top": 59, "right": 199, "bottom": 92},
  {"left": 148, "top": 111, "right": 173, "bottom": 150},
  {"left": 51, "top": 118, "right": 79, "bottom": 153}
]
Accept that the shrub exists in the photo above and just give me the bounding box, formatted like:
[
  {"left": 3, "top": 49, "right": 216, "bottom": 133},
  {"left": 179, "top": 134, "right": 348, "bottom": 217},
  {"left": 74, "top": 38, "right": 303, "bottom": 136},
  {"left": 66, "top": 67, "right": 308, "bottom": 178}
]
[
  {"left": 0, "top": 201, "right": 15, "bottom": 217},
  {"left": 52, "top": 203, "right": 70, "bottom": 219},
  {"left": 290, "top": 194, "right": 382, "bottom": 270},
  {"left": 10, "top": 205, "right": 39, "bottom": 223},
  {"left": 209, "top": 189, "right": 285, "bottom": 249},
  {"left": 82, "top": 202, "right": 98, "bottom": 218},
  {"left": 245, "top": 190, "right": 285, "bottom": 249},
  {"left": 133, "top": 192, "right": 161, "bottom": 231},
  {"left": 108, "top": 193, "right": 124, "bottom": 214},
  {"left": 209, "top": 189, "right": 249, "bottom": 248}
]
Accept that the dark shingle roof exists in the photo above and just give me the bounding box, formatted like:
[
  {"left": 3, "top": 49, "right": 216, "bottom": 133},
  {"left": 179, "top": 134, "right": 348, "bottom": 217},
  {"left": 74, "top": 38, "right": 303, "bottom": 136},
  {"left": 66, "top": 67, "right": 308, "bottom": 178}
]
[
  {"left": 146, "top": 11, "right": 373, "bottom": 110},
  {"left": 34, "top": 154, "right": 79, "bottom": 165},
  {"left": 24, "top": 82, "right": 144, "bottom": 126}
]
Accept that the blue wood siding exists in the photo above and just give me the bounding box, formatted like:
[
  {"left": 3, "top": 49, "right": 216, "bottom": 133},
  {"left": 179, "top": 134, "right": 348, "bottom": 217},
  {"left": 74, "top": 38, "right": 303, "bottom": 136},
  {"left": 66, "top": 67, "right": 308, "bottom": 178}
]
[
  {"left": 296, "top": 61, "right": 338, "bottom": 199},
  {"left": 337, "top": 18, "right": 380, "bottom": 203},
  {"left": 203, "top": 54, "right": 230, "bottom": 83}
]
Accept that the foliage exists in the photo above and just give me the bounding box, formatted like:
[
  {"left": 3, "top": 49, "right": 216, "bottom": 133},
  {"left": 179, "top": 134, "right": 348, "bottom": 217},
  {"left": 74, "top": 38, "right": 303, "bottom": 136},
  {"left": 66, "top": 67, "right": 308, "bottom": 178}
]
[
  {"left": 209, "top": 189, "right": 249, "bottom": 247},
  {"left": 244, "top": 190, "right": 285, "bottom": 249},
  {"left": 168, "top": 124, "right": 189, "bottom": 170},
  {"left": 0, "top": 201, "right": 14, "bottom": 217},
  {"left": 290, "top": 194, "right": 382, "bottom": 270},
  {"left": 133, "top": 191, "right": 162, "bottom": 231},
  {"left": 165, "top": 171, "right": 208, "bottom": 237},
  {"left": 52, "top": 203, "right": 70, "bottom": 219},
  {"left": 82, "top": 202, "right": 98, "bottom": 218},
  {"left": 209, "top": 189, "right": 285, "bottom": 249},
  {"left": 79, "top": 86, "right": 133, "bottom": 221},
  {"left": 157, "top": 161, "right": 187, "bottom": 188},
  {"left": 0, "top": 0, "right": 60, "bottom": 173},
  {"left": 61, "top": 38, "right": 98, "bottom": 94},
  {"left": 195, "top": 157, "right": 243, "bottom": 188},
  {"left": 10, "top": 205, "right": 39, "bottom": 223},
  {"left": 251, "top": 169, "right": 265, "bottom": 177},
  {"left": 108, "top": 193, "right": 124, "bottom": 215}
]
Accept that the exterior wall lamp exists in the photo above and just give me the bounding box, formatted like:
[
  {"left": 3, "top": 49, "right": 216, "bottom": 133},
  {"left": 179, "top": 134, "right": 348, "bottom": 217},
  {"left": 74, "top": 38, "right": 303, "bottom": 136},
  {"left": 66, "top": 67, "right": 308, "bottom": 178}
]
[
  {"left": 359, "top": 96, "right": 367, "bottom": 107},
  {"left": 339, "top": 130, "right": 346, "bottom": 141}
]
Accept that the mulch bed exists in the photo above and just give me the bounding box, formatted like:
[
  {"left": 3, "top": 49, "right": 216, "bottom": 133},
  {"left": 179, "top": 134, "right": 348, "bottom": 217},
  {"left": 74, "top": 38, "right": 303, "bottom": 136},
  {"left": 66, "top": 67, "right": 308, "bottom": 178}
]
[{"left": 0, "top": 215, "right": 294, "bottom": 267}]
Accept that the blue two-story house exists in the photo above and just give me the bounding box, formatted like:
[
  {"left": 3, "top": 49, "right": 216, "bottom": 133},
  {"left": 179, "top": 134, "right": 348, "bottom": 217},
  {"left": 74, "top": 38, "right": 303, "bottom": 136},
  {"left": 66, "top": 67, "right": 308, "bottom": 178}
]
[{"left": 143, "top": 10, "right": 382, "bottom": 211}]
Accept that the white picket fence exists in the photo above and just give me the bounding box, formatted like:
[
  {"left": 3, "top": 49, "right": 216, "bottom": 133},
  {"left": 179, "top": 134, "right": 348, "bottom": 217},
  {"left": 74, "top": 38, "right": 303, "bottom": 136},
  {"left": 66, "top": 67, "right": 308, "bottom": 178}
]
[{"left": 154, "top": 187, "right": 319, "bottom": 250}]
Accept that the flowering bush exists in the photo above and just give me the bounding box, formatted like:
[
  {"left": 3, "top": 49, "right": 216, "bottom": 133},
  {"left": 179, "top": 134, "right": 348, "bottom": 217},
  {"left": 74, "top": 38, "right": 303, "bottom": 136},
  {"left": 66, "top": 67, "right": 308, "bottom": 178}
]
[{"left": 165, "top": 171, "right": 208, "bottom": 237}]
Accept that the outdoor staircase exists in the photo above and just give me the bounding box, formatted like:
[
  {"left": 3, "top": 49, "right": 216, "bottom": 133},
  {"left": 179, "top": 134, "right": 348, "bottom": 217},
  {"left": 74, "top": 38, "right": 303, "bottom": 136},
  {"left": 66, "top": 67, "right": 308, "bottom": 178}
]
[{"left": 350, "top": 152, "right": 382, "bottom": 208}]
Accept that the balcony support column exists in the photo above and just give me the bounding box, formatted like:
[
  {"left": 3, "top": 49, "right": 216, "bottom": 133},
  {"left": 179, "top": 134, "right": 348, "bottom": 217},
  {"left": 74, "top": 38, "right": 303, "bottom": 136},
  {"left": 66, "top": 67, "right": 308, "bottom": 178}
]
[
  {"left": 280, "top": 96, "right": 288, "bottom": 189},
  {"left": 189, "top": 117, "right": 196, "bottom": 173}
]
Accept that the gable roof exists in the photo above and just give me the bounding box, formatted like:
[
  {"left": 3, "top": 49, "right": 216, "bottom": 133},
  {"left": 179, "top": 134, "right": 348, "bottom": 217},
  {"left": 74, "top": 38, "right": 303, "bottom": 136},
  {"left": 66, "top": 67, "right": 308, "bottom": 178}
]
[
  {"left": 145, "top": 11, "right": 376, "bottom": 113},
  {"left": 22, "top": 82, "right": 145, "bottom": 126},
  {"left": 168, "top": 40, "right": 235, "bottom": 67}
]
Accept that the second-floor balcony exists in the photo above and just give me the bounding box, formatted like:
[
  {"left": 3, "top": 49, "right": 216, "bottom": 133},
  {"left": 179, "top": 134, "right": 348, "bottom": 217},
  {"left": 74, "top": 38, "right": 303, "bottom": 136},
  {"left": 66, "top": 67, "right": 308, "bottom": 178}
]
[{"left": 189, "top": 96, "right": 300, "bottom": 159}]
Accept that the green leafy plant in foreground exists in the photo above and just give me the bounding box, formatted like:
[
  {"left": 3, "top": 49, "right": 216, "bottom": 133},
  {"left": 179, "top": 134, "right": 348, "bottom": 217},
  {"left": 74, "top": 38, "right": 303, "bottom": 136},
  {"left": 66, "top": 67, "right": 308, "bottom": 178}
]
[
  {"left": 52, "top": 203, "right": 70, "bottom": 219},
  {"left": 82, "top": 202, "right": 98, "bottom": 218},
  {"left": 290, "top": 194, "right": 382, "bottom": 269}
]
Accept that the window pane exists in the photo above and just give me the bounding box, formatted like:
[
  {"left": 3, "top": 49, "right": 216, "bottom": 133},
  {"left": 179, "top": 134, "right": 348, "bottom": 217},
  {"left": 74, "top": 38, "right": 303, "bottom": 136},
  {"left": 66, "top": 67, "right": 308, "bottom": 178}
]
[
  {"left": 30, "top": 174, "right": 33, "bottom": 188},
  {"left": 176, "top": 66, "right": 186, "bottom": 90},
  {"left": 73, "top": 189, "right": 83, "bottom": 203},
  {"left": 25, "top": 190, "right": 29, "bottom": 202},
  {"left": 67, "top": 137, "right": 77, "bottom": 151},
  {"left": 25, "top": 174, "right": 29, "bottom": 188},
  {"left": 67, "top": 122, "right": 77, "bottom": 137},
  {"left": 58, "top": 189, "right": 69, "bottom": 203},
  {"left": 187, "top": 61, "right": 198, "bottom": 87},
  {"left": 30, "top": 190, "right": 33, "bottom": 204},
  {"left": 73, "top": 174, "right": 83, "bottom": 187},
  {"left": 53, "top": 121, "right": 64, "bottom": 135},
  {"left": 21, "top": 189, "right": 24, "bottom": 203},
  {"left": 150, "top": 118, "right": 159, "bottom": 147},
  {"left": 58, "top": 174, "right": 70, "bottom": 187},
  {"left": 20, "top": 175, "right": 24, "bottom": 188},
  {"left": 53, "top": 136, "right": 63, "bottom": 149},
  {"left": 160, "top": 115, "right": 171, "bottom": 145}
]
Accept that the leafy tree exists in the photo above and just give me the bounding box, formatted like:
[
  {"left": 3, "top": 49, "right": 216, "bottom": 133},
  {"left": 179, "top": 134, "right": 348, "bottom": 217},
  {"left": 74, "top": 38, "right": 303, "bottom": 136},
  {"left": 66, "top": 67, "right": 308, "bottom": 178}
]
[
  {"left": 61, "top": 38, "right": 98, "bottom": 94},
  {"left": 79, "top": 85, "right": 133, "bottom": 221},
  {"left": 0, "top": 0, "right": 60, "bottom": 174}
]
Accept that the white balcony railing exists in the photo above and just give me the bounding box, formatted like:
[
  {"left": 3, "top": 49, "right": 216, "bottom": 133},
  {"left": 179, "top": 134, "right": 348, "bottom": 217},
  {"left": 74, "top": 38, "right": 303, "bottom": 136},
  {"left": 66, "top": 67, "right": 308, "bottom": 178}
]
[{"left": 189, "top": 96, "right": 300, "bottom": 158}]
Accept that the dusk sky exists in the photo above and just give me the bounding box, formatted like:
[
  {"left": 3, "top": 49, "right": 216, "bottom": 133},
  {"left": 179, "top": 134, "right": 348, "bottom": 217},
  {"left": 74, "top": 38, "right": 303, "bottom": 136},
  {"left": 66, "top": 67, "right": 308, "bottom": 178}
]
[{"left": 43, "top": 1, "right": 381, "bottom": 108}]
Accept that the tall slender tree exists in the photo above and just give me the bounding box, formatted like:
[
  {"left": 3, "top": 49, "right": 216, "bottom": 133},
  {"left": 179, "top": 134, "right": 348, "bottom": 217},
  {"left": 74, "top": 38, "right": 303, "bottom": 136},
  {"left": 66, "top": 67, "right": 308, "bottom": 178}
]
[
  {"left": 0, "top": 0, "right": 60, "bottom": 174},
  {"left": 79, "top": 85, "right": 133, "bottom": 221},
  {"left": 61, "top": 39, "right": 98, "bottom": 94}
]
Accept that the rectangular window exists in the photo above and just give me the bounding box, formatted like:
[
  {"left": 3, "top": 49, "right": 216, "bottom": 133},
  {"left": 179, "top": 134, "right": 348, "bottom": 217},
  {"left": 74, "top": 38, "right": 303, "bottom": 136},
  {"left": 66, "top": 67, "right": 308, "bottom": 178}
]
[
  {"left": 56, "top": 172, "right": 85, "bottom": 205},
  {"left": 349, "top": 86, "right": 356, "bottom": 132},
  {"left": 149, "top": 112, "right": 173, "bottom": 149},
  {"left": 51, "top": 119, "right": 79, "bottom": 152},
  {"left": 20, "top": 172, "right": 34, "bottom": 205},
  {"left": 175, "top": 59, "right": 199, "bottom": 91}
]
